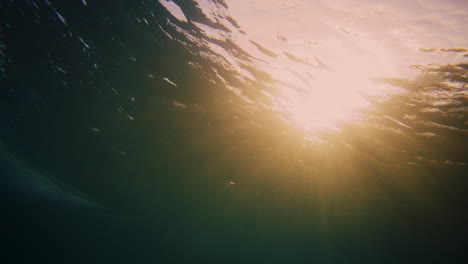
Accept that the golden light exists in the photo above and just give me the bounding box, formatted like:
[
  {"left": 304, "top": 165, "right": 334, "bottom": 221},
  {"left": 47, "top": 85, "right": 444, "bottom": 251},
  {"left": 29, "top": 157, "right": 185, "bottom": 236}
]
[
  {"left": 271, "top": 41, "right": 396, "bottom": 135},
  {"left": 223, "top": 0, "right": 422, "bottom": 136}
]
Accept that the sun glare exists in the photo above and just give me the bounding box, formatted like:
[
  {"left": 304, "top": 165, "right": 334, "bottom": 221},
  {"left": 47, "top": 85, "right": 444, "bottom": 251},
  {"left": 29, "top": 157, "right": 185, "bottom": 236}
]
[{"left": 273, "top": 44, "right": 395, "bottom": 135}]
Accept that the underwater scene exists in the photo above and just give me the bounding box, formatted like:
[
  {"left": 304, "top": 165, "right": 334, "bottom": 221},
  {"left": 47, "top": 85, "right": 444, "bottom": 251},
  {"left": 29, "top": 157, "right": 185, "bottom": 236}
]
[{"left": 1, "top": 0, "right": 467, "bottom": 263}]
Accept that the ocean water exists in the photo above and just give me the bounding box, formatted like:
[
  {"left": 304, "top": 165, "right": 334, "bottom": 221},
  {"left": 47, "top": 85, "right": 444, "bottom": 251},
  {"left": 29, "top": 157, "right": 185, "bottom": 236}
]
[{"left": 1, "top": 1, "right": 467, "bottom": 263}]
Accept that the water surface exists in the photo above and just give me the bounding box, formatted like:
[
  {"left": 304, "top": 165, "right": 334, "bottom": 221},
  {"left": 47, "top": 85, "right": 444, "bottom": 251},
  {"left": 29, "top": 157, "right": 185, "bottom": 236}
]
[{"left": 1, "top": 0, "right": 467, "bottom": 263}]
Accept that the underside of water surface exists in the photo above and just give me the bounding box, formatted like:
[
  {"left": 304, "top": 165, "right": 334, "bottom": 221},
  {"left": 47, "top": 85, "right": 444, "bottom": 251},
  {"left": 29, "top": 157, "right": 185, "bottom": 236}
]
[{"left": 1, "top": 0, "right": 467, "bottom": 263}]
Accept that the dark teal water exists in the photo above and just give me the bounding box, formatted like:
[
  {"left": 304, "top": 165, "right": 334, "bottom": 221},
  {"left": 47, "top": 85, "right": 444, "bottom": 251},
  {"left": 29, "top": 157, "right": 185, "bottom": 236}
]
[{"left": 1, "top": 1, "right": 467, "bottom": 263}]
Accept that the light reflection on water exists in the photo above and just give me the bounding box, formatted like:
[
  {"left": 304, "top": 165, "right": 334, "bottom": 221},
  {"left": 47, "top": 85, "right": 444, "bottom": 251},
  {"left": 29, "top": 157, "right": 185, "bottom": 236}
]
[
  {"left": 271, "top": 60, "right": 393, "bottom": 134},
  {"left": 189, "top": 0, "right": 468, "bottom": 137}
]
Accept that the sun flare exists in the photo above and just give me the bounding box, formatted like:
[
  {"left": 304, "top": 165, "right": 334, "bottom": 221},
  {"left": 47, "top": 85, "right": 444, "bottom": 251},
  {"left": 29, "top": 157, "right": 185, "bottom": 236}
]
[{"left": 272, "top": 44, "right": 395, "bottom": 134}]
